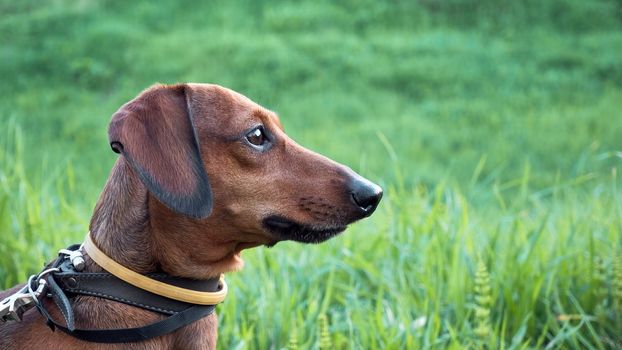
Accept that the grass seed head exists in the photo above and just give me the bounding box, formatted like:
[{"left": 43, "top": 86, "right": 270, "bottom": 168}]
[
  {"left": 473, "top": 257, "right": 492, "bottom": 342},
  {"left": 318, "top": 313, "right": 332, "bottom": 350},
  {"left": 287, "top": 322, "right": 299, "bottom": 350}
]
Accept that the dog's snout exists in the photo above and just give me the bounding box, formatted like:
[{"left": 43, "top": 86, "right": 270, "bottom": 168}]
[{"left": 349, "top": 177, "right": 383, "bottom": 215}]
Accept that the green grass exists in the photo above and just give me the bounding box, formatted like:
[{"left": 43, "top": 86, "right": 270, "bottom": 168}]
[{"left": 1, "top": 0, "right": 622, "bottom": 348}]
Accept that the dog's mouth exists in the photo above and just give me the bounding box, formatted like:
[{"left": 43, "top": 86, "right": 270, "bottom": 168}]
[{"left": 262, "top": 215, "right": 348, "bottom": 244}]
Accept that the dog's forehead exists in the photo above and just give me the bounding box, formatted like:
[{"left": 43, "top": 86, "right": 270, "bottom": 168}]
[
  {"left": 187, "top": 83, "right": 282, "bottom": 129},
  {"left": 187, "top": 83, "right": 259, "bottom": 109}
]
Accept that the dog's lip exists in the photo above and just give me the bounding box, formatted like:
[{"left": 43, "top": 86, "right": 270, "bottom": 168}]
[
  {"left": 262, "top": 215, "right": 348, "bottom": 243},
  {"left": 263, "top": 216, "right": 347, "bottom": 233},
  {"left": 263, "top": 216, "right": 296, "bottom": 229}
]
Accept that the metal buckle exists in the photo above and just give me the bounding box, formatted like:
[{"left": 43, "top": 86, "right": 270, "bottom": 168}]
[
  {"left": 58, "top": 246, "right": 85, "bottom": 271},
  {"left": 0, "top": 268, "right": 57, "bottom": 323},
  {"left": 1, "top": 244, "right": 85, "bottom": 323}
]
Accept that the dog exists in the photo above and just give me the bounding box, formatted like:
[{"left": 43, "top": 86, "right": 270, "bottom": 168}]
[{"left": 0, "top": 83, "right": 382, "bottom": 349}]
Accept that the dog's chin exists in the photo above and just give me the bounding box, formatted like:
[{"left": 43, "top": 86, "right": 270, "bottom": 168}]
[{"left": 262, "top": 215, "right": 348, "bottom": 244}]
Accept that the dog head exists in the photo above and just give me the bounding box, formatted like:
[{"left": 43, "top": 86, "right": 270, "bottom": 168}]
[{"left": 108, "top": 83, "right": 382, "bottom": 272}]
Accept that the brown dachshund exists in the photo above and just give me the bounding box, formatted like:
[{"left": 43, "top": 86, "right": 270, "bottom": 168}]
[{"left": 0, "top": 83, "right": 382, "bottom": 349}]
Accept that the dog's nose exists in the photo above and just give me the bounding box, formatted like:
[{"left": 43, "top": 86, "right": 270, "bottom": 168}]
[{"left": 349, "top": 177, "right": 383, "bottom": 216}]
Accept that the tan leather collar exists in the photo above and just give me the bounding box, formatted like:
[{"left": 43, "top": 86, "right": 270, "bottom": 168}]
[{"left": 83, "top": 233, "right": 227, "bottom": 305}]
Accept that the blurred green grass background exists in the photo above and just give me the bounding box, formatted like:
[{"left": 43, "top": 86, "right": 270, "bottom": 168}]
[{"left": 1, "top": 0, "right": 622, "bottom": 348}]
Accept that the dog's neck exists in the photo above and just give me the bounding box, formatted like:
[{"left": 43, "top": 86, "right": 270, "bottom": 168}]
[
  {"left": 88, "top": 159, "right": 244, "bottom": 278},
  {"left": 89, "top": 159, "right": 156, "bottom": 273}
]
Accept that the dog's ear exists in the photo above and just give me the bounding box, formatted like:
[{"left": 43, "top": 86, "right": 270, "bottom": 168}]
[{"left": 108, "top": 84, "right": 213, "bottom": 218}]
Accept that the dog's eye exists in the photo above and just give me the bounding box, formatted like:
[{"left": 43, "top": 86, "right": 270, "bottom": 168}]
[{"left": 246, "top": 127, "right": 268, "bottom": 147}]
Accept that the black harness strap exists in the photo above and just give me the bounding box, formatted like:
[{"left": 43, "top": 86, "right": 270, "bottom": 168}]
[
  {"left": 53, "top": 263, "right": 220, "bottom": 315},
  {"left": 36, "top": 300, "right": 215, "bottom": 343},
  {"left": 33, "top": 244, "right": 221, "bottom": 344}
]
